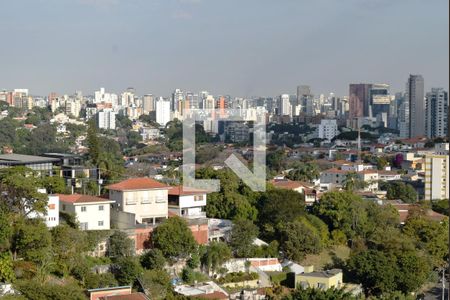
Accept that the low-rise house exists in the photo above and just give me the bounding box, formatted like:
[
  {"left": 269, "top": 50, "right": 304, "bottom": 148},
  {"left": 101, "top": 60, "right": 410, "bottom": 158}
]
[
  {"left": 106, "top": 178, "right": 171, "bottom": 225},
  {"left": 174, "top": 282, "right": 228, "bottom": 300},
  {"left": 168, "top": 186, "right": 207, "bottom": 219},
  {"left": 289, "top": 268, "right": 343, "bottom": 290},
  {"left": 378, "top": 170, "right": 402, "bottom": 181},
  {"left": 269, "top": 179, "right": 317, "bottom": 205},
  {"left": 58, "top": 194, "right": 114, "bottom": 230},
  {"left": 87, "top": 286, "right": 149, "bottom": 300},
  {"left": 385, "top": 200, "right": 447, "bottom": 225},
  {"left": 320, "top": 168, "right": 378, "bottom": 192},
  {"left": 28, "top": 191, "right": 60, "bottom": 228}
]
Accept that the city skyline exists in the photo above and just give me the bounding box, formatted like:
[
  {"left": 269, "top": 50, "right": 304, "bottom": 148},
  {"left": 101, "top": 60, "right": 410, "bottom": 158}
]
[{"left": 0, "top": 0, "right": 448, "bottom": 97}]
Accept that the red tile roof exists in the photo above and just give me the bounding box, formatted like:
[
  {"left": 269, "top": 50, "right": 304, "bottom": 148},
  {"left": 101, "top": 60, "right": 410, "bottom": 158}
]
[
  {"left": 57, "top": 193, "right": 113, "bottom": 204},
  {"left": 168, "top": 186, "right": 208, "bottom": 196},
  {"left": 99, "top": 293, "right": 149, "bottom": 300},
  {"left": 106, "top": 178, "right": 169, "bottom": 191},
  {"left": 270, "top": 180, "right": 309, "bottom": 190}
]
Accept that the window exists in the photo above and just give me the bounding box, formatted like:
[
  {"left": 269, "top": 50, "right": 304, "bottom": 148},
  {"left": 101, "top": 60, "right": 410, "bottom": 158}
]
[
  {"left": 98, "top": 221, "right": 104, "bottom": 226},
  {"left": 194, "top": 195, "right": 204, "bottom": 201},
  {"left": 62, "top": 204, "right": 66, "bottom": 211},
  {"left": 99, "top": 205, "right": 104, "bottom": 211},
  {"left": 141, "top": 197, "right": 152, "bottom": 204},
  {"left": 81, "top": 206, "right": 87, "bottom": 212},
  {"left": 80, "top": 222, "right": 88, "bottom": 230},
  {"left": 155, "top": 195, "right": 166, "bottom": 203}
]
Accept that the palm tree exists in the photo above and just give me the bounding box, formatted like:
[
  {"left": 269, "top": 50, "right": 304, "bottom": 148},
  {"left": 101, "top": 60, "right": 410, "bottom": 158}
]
[
  {"left": 342, "top": 172, "right": 367, "bottom": 192},
  {"left": 287, "top": 163, "right": 320, "bottom": 183}
]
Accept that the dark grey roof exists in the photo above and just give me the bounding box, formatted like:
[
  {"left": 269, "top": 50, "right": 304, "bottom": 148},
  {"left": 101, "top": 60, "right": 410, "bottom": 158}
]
[
  {"left": 299, "top": 269, "right": 342, "bottom": 279},
  {"left": 0, "top": 154, "right": 60, "bottom": 164}
]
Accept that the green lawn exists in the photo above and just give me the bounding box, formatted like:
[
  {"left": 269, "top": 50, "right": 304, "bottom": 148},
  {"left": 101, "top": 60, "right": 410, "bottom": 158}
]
[{"left": 299, "top": 245, "right": 351, "bottom": 270}]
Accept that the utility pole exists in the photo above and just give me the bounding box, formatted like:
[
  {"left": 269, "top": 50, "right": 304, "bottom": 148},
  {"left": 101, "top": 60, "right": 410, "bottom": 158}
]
[
  {"left": 98, "top": 167, "right": 102, "bottom": 196},
  {"left": 442, "top": 268, "right": 445, "bottom": 300}
]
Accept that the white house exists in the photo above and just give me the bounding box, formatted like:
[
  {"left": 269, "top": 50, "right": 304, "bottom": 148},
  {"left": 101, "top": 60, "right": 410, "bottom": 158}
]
[
  {"left": 106, "top": 177, "right": 170, "bottom": 225},
  {"left": 168, "top": 186, "right": 207, "bottom": 219},
  {"left": 28, "top": 193, "right": 60, "bottom": 228},
  {"left": 58, "top": 194, "right": 114, "bottom": 230}
]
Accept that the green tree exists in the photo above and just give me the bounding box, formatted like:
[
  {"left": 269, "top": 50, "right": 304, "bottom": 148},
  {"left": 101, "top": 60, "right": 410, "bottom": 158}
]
[
  {"left": 347, "top": 248, "right": 430, "bottom": 296},
  {"left": 112, "top": 256, "right": 143, "bottom": 286},
  {"left": 0, "top": 167, "right": 48, "bottom": 217},
  {"left": 267, "top": 150, "right": 286, "bottom": 173},
  {"left": 84, "top": 272, "right": 118, "bottom": 289},
  {"left": 87, "top": 120, "right": 101, "bottom": 165},
  {"left": 0, "top": 251, "right": 15, "bottom": 283},
  {"left": 201, "top": 241, "right": 232, "bottom": 274},
  {"left": 187, "top": 251, "right": 201, "bottom": 269},
  {"left": 40, "top": 176, "right": 69, "bottom": 194},
  {"left": 284, "top": 287, "right": 355, "bottom": 300},
  {"left": 107, "top": 230, "right": 135, "bottom": 259},
  {"left": 13, "top": 280, "right": 86, "bottom": 300},
  {"left": 152, "top": 217, "right": 197, "bottom": 260},
  {"left": 403, "top": 216, "right": 449, "bottom": 267},
  {"left": 278, "top": 219, "right": 323, "bottom": 261},
  {"left": 286, "top": 163, "right": 320, "bottom": 182},
  {"left": 12, "top": 218, "right": 52, "bottom": 263},
  {"left": 140, "top": 248, "right": 166, "bottom": 270},
  {"left": 51, "top": 225, "right": 89, "bottom": 277},
  {"left": 312, "top": 191, "right": 368, "bottom": 240},
  {"left": 342, "top": 172, "right": 367, "bottom": 192},
  {"left": 257, "top": 189, "right": 305, "bottom": 239},
  {"left": 230, "top": 219, "right": 259, "bottom": 257},
  {"left": 386, "top": 182, "right": 418, "bottom": 203},
  {"left": 0, "top": 207, "right": 12, "bottom": 251},
  {"left": 140, "top": 269, "right": 172, "bottom": 300}
]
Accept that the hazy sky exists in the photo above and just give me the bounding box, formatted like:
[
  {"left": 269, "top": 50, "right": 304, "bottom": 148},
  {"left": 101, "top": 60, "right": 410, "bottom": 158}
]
[{"left": 0, "top": 0, "right": 448, "bottom": 97}]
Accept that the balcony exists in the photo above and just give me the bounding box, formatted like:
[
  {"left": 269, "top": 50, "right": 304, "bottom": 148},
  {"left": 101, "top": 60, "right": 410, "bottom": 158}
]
[{"left": 183, "top": 212, "right": 207, "bottom": 219}]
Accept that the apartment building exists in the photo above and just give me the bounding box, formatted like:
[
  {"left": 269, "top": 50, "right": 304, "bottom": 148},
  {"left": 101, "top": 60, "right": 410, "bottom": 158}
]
[{"left": 424, "top": 154, "right": 449, "bottom": 201}]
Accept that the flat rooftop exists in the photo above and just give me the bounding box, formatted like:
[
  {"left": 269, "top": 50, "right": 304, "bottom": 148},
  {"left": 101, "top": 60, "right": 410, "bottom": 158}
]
[{"left": 0, "top": 154, "right": 60, "bottom": 164}]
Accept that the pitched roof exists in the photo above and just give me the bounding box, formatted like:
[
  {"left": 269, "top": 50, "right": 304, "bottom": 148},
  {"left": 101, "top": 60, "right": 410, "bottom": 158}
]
[
  {"left": 168, "top": 186, "right": 208, "bottom": 196},
  {"left": 99, "top": 293, "right": 149, "bottom": 300},
  {"left": 270, "top": 179, "right": 309, "bottom": 190},
  {"left": 57, "top": 193, "right": 114, "bottom": 204},
  {"left": 106, "top": 178, "right": 169, "bottom": 191}
]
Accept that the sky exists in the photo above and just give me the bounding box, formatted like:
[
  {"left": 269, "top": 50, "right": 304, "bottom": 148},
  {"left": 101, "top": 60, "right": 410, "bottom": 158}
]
[{"left": 0, "top": 0, "right": 448, "bottom": 97}]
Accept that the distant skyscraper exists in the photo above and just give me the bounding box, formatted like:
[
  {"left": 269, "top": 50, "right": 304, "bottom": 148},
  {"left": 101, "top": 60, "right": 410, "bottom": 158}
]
[
  {"left": 296, "top": 85, "right": 311, "bottom": 114},
  {"left": 369, "top": 84, "right": 390, "bottom": 119},
  {"left": 142, "top": 94, "right": 155, "bottom": 114},
  {"left": 426, "top": 88, "right": 448, "bottom": 138},
  {"left": 406, "top": 75, "right": 425, "bottom": 138},
  {"left": 156, "top": 98, "right": 171, "bottom": 126},
  {"left": 280, "top": 94, "right": 291, "bottom": 116},
  {"left": 171, "top": 89, "right": 184, "bottom": 112},
  {"left": 349, "top": 84, "right": 372, "bottom": 119}
]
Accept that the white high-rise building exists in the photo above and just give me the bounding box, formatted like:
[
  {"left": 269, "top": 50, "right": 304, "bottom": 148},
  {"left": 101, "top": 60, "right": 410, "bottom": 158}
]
[
  {"left": 426, "top": 88, "right": 448, "bottom": 139},
  {"left": 156, "top": 98, "right": 171, "bottom": 126},
  {"left": 94, "top": 88, "right": 118, "bottom": 105},
  {"left": 424, "top": 154, "right": 449, "bottom": 201},
  {"left": 280, "top": 94, "right": 291, "bottom": 116},
  {"left": 318, "top": 119, "right": 339, "bottom": 141},
  {"left": 97, "top": 109, "right": 116, "bottom": 130}
]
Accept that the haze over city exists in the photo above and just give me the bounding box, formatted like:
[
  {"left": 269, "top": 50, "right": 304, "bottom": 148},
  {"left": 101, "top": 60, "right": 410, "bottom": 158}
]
[{"left": 0, "top": 0, "right": 448, "bottom": 96}]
